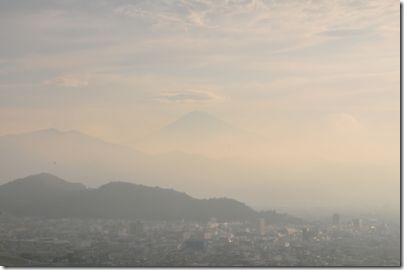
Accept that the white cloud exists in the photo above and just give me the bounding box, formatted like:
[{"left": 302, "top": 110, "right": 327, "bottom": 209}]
[{"left": 44, "top": 74, "right": 90, "bottom": 88}]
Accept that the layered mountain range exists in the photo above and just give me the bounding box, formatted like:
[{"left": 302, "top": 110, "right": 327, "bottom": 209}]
[
  {"left": 0, "top": 113, "right": 268, "bottom": 208},
  {"left": 0, "top": 111, "right": 396, "bottom": 214}
]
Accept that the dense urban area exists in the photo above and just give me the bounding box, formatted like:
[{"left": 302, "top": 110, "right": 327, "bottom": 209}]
[{"left": 0, "top": 213, "right": 399, "bottom": 266}]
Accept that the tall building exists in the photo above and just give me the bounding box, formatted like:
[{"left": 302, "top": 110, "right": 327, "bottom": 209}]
[
  {"left": 302, "top": 227, "right": 310, "bottom": 241},
  {"left": 259, "top": 218, "right": 266, "bottom": 236},
  {"left": 129, "top": 221, "right": 144, "bottom": 235},
  {"left": 332, "top": 213, "right": 340, "bottom": 226},
  {"left": 352, "top": 218, "right": 362, "bottom": 231}
]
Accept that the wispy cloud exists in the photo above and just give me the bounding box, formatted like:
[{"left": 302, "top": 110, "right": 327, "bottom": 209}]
[
  {"left": 43, "top": 74, "right": 90, "bottom": 88},
  {"left": 157, "top": 90, "right": 224, "bottom": 103}
]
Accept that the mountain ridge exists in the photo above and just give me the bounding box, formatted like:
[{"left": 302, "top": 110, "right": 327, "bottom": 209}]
[
  {"left": 0, "top": 173, "right": 302, "bottom": 224},
  {"left": 2, "top": 172, "right": 87, "bottom": 191}
]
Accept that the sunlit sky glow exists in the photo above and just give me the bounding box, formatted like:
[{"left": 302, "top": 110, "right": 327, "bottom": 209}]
[
  {"left": 0, "top": 0, "right": 400, "bottom": 211},
  {"left": 0, "top": 1, "right": 399, "bottom": 160},
  {"left": 0, "top": 0, "right": 398, "bottom": 139}
]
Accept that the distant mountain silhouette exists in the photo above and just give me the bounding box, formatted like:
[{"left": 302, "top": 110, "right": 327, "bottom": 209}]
[
  {"left": 0, "top": 128, "right": 270, "bottom": 207},
  {"left": 135, "top": 111, "right": 248, "bottom": 155},
  {"left": 0, "top": 173, "right": 302, "bottom": 224},
  {"left": 0, "top": 128, "right": 152, "bottom": 187}
]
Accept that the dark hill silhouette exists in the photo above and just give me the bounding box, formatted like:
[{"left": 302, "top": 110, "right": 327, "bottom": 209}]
[
  {"left": 0, "top": 173, "right": 302, "bottom": 223},
  {"left": 0, "top": 173, "right": 86, "bottom": 216},
  {"left": 2, "top": 172, "right": 86, "bottom": 191}
]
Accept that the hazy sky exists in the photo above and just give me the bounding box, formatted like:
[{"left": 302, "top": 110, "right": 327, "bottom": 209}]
[
  {"left": 0, "top": 0, "right": 400, "bottom": 214},
  {"left": 0, "top": 0, "right": 399, "bottom": 164}
]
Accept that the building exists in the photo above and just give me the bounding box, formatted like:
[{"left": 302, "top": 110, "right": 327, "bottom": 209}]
[
  {"left": 352, "top": 218, "right": 362, "bottom": 231},
  {"left": 259, "top": 218, "right": 266, "bottom": 236},
  {"left": 302, "top": 228, "right": 311, "bottom": 241},
  {"left": 332, "top": 213, "right": 340, "bottom": 226},
  {"left": 129, "top": 221, "right": 144, "bottom": 235},
  {"left": 184, "top": 239, "right": 206, "bottom": 251}
]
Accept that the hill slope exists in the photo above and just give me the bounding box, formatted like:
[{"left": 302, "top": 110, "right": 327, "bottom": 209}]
[
  {"left": 0, "top": 173, "right": 301, "bottom": 223},
  {"left": 0, "top": 173, "right": 86, "bottom": 216},
  {"left": 0, "top": 173, "right": 255, "bottom": 221}
]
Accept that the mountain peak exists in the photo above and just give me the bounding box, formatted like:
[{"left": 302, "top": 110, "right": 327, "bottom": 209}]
[
  {"left": 161, "top": 111, "right": 235, "bottom": 136},
  {"left": 38, "top": 128, "right": 60, "bottom": 134},
  {"left": 15, "top": 172, "right": 66, "bottom": 183},
  {"left": 98, "top": 181, "right": 140, "bottom": 190},
  {"left": 5, "top": 173, "right": 86, "bottom": 191}
]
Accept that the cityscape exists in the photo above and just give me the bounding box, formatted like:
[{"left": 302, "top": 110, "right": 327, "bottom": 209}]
[{"left": 0, "top": 212, "right": 399, "bottom": 266}]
